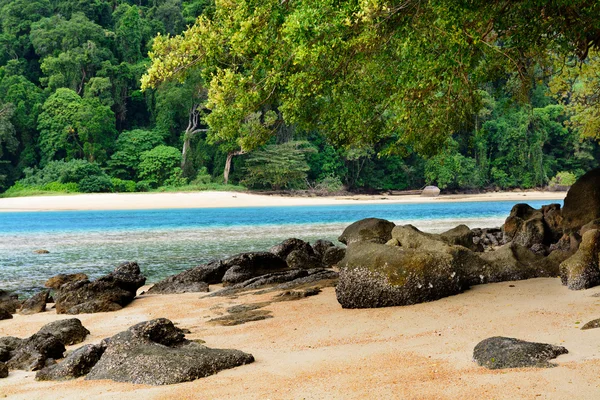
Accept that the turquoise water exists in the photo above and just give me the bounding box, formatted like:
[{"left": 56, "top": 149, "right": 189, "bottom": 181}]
[{"left": 0, "top": 200, "right": 561, "bottom": 294}]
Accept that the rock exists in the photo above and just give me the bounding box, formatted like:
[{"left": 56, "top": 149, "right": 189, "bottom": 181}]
[
  {"left": 421, "top": 186, "right": 440, "bottom": 197},
  {"left": 45, "top": 273, "right": 88, "bottom": 290},
  {"left": 19, "top": 290, "right": 49, "bottom": 315},
  {"left": 0, "top": 307, "right": 12, "bottom": 320},
  {"left": 390, "top": 224, "right": 450, "bottom": 252},
  {"left": 54, "top": 262, "right": 146, "bottom": 314},
  {"left": 562, "top": 168, "right": 600, "bottom": 234},
  {"left": 7, "top": 333, "right": 65, "bottom": 371},
  {"left": 336, "top": 242, "right": 463, "bottom": 308},
  {"left": 580, "top": 218, "right": 600, "bottom": 236},
  {"left": 34, "top": 249, "right": 50, "bottom": 254},
  {"left": 37, "top": 319, "right": 90, "bottom": 345},
  {"left": 270, "top": 238, "right": 314, "bottom": 259},
  {"left": 0, "top": 362, "right": 7, "bottom": 378},
  {"left": 581, "top": 318, "right": 600, "bottom": 330},
  {"left": 85, "top": 318, "right": 254, "bottom": 385},
  {"left": 478, "top": 242, "right": 544, "bottom": 282},
  {"left": 0, "top": 336, "right": 23, "bottom": 353},
  {"left": 503, "top": 204, "right": 545, "bottom": 248},
  {"left": 0, "top": 346, "right": 9, "bottom": 362},
  {"left": 473, "top": 336, "right": 568, "bottom": 369},
  {"left": 36, "top": 344, "right": 105, "bottom": 381},
  {"left": 0, "top": 290, "right": 20, "bottom": 314},
  {"left": 322, "top": 246, "right": 346, "bottom": 266},
  {"left": 221, "top": 252, "right": 288, "bottom": 286},
  {"left": 542, "top": 204, "right": 564, "bottom": 243},
  {"left": 285, "top": 249, "right": 323, "bottom": 269},
  {"left": 440, "top": 224, "right": 483, "bottom": 252},
  {"left": 549, "top": 233, "right": 580, "bottom": 253},
  {"left": 148, "top": 261, "right": 224, "bottom": 294},
  {"left": 560, "top": 229, "right": 600, "bottom": 290},
  {"left": 338, "top": 218, "right": 395, "bottom": 245},
  {"left": 312, "top": 239, "right": 335, "bottom": 260},
  {"left": 471, "top": 228, "right": 504, "bottom": 251}
]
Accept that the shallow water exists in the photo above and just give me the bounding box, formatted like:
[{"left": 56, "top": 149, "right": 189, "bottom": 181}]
[{"left": 0, "top": 200, "right": 561, "bottom": 294}]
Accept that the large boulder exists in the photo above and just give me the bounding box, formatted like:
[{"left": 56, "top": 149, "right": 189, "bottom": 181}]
[
  {"left": 478, "top": 242, "right": 545, "bottom": 282},
  {"left": 37, "top": 319, "right": 90, "bottom": 346},
  {"left": 271, "top": 238, "right": 324, "bottom": 269},
  {"left": 6, "top": 333, "right": 65, "bottom": 371},
  {"left": 562, "top": 168, "right": 600, "bottom": 234},
  {"left": 421, "top": 186, "right": 441, "bottom": 197},
  {"left": 503, "top": 204, "right": 546, "bottom": 248},
  {"left": 147, "top": 261, "right": 225, "bottom": 294},
  {"left": 336, "top": 242, "right": 463, "bottom": 308},
  {"left": 473, "top": 337, "right": 568, "bottom": 369},
  {"left": 54, "top": 262, "right": 146, "bottom": 314},
  {"left": 439, "top": 224, "right": 483, "bottom": 252},
  {"left": 312, "top": 239, "right": 335, "bottom": 260},
  {"left": 45, "top": 273, "right": 88, "bottom": 290},
  {"left": 221, "top": 252, "right": 288, "bottom": 285},
  {"left": 85, "top": 318, "right": 254, "bottom": 385},
  {"left": 0, "top": 290, "right": 20, "bottom": 314},
  {"left": 36, "top": 344, "right": 106, "bottom": 381},
  {"left": 19, "top": 290, "right": 49, "bottom": 315},
  {"left": 338, "top": 218, "right": 395, "bottom": 245},
  {"left": 559, "top": 229, "right": 600, "bottom": 290}
]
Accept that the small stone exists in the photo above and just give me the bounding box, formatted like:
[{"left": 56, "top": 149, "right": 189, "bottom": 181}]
[
  {"left": 581, "top": 318, "right": 600, "bottom": 330},
  {"left": 473, "top": 336, "right": 568, "bottom": 369},
  {"left": 34, "top": 249, "right": 50, "bottom": 254}
]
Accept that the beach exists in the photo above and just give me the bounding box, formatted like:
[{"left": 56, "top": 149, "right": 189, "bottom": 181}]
[
  {"left": 0, "top": 190, "right": 566, "bottom": 212},
  {"left": 1, "top": 278, "right": 599, "bottom": 399}
]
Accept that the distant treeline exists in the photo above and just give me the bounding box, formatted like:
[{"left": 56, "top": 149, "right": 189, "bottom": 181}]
[{"left": 0, "top": 0, "right": 598, "bottom": 196}]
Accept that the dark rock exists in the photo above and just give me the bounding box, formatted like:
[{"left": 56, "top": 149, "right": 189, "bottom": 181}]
[
  {"left": 338, "top": 218, "right": 395, "bottom": 245},
  {"left": 322, "top": 246, "right": 346, "bottom": 266},
  {"left": 580, "top": 218, "right": 600, "bottom": 236},
  {"left": 529, "top": 243, "right": 548, "bottom": 256},
  {"left": 0, "top": 362, "right": 7, "bottom": 378},
  {"left": 542, "top": 204, "right": 564, "bottom": 243},
  {"left": 549, "top": 233, "right": 581, "bottom": 253},
  {"left": 0, "top": 290, "right": 20, "bottom": 314},
  {"left": 85, "top": 318, "right": 254, "bottom": 385},
  {"left": 270, "top": 238, "right": 314, "bottom": 259},
  {"left": 45, "top": 273, "right": 88, "bottom": 290},
  {"left": 581, "top": 318, "right": 600, "bottom": 330},
  {"left": 0, "top": 336, "right": 23, "bottom": 352},
  {"left": 503, "top": 204, "right": 545, "bottom": 248},
  {"left": 440, "top": 224, "right": 483, "bottom": 252},
  {"left": 312, "top": 239, "right": 335, "bottom": 260},
  {"left": 7, "top": 333, "right": 65, "bottom": 371},
  {"left": 560, "top": 229, "right": 600, "bottom": 290},
  {"left": 478, "top": 242, "right": 544, "bottom": 282},
  {"left": 37, "top": 319, "right": 90, "bottom": 345},
  {"left": 19, "top": 290, "right": 49, "bottom": 315},
  {"left": 336, "top": 242, "right": 463, "bottom": 308},
  {"left": 0, "top": 346, "right": 9, "bottom": 362},
  {"left": 0, "top": 307, "right": 12, "bottom": 320},
  {"left": 562, "top": 168, "right": 600, "bottom": 233},
  {"left": 36, "top": 344, "right": 105, "bottom": 381},
  {"left": 286, "top": 249, "right": 323, "bottom": 269},
  {"left": 148, "top": 261, "right": 223, "bottom": 294},
  {"left": 221, "top": 252, "right": 288, "bottom": 286},
  {"left": 54, "top": 262, "right": 145, "bottom": 314},
  {"left": 274, "top": 287, "right": 321, "bottom": 301},
  {"left": 473, "top": 336, "right": 568, "bottom": 369},
  {"left": 34, "top": 249, "right": 50, "bottom": 254},
  {"left": 208, "top": 310, "right": 273, "bottom": 326}
]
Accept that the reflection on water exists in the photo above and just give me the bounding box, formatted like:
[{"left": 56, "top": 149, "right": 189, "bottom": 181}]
[{"left": 0, "top": 200, "right": 561, "bottom": 294}]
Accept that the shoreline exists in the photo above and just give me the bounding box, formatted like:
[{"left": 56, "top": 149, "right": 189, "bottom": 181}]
[{"left": 0, "top": 190, "right": 566, "bottom": 212}]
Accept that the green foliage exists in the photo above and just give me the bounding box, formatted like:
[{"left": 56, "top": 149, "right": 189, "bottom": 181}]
[
  {"left": 78, "top": 174, "right": 113, "bottom": 193},
  {"left": 108, "top": 129, "right": 166, "bottom": 179},
  {"left": 138, "top": 145, "right": 183, "bottom": 187},
  {"left": 424, "top": 140, "right": 482, "bottom": 190},
  {"left": 549, "top": 171, "right": 577, "bottom": 187},
  {"left": 314, "top": 174, "right": 344, "bottom": 194},
  {"left": 110, "top": 177, "right": 136, "bottom": 192},
  {"left": 243, "top": 141, "right": 315, "bottom": 190}
]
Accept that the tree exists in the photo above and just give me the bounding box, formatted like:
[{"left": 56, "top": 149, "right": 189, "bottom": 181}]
[
  {"left": 37, "top": 88, "right": 117, "bottom": 164},
  {"left": 243, "top": 141, "right": 315, "bottom": 190},
  {"left": 108, "top": 129, "right": 166, "bottom": 179},
  {"left": 142, "top": 0, "right": 600, "bottom": 157},
  {"left": 138, "top": 144, "right": 183, "bottom": 186}
]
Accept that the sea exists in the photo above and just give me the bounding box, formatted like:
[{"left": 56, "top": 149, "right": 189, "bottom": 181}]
[{"left": 0, "top": 199, "right": 562, "bottom": 295}]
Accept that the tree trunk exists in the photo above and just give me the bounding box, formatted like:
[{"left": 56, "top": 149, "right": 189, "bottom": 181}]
[{"left": 223, "top": 150, "right": 245, "bottom": 185}]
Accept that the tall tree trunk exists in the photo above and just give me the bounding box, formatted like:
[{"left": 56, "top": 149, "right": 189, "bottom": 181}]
[
  {"left": 181, "top": 104, "right": 207, "bottom": 176},
  {"left": 223, "top": 150, "right": 245, "bottom": 185}
]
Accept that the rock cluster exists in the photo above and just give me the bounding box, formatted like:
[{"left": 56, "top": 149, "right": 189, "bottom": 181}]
[
  {"left": 54, "top": 262, "right": 146, "bottom": 314},
  {"left": 148, "top": 237, "right": 343, "bottom": 296}
]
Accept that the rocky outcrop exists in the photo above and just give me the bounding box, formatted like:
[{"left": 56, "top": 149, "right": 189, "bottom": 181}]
[
  {"left": 146, "top": 262, "right": 221, "bottom": 294},
  {"left": 45, "top": 273, "right": 88, "bottom": 290},
  {"left": 54, "top": 262, "right": 146, "bottom": 314},
  {"left": 0, "top": 289, "right": 20, "bottom": 314},
  {"left": 562, "top": 168, "right": 600, "bottom": 234},
  {"left": 37, "top": 319, "right": 90, "bottom": 346},
  {"left": 85, "top": 318, "right": 254, "bottom": 385},
  {"left": 36, "top": 344, "right": 106, "bottom": 381},
  {"left": 560, "top": 229, "right": 600, "bottom": 290},
  {"left": 473, "top": 337, "right": 568, "bottom": 369},
  {"left": 7, "top": 333, "right": 65, "bottom": 371},
  {"left": 502, "top": 203, "right": 565, "bottom": 252},
  {"left": 270, "top": 238, "right": 323, "bottom": 269},
  {"left": 471, "top": 228, "right": 503, "bottom": 250},
  {"left": 338, "top": 218, "right": 395, "bottom": 245},
  {"left": 439, "top": 224, "right": 484, "bottom": 252},
  {"left": 336, "top": 242, "right": 463, "bottom": 308},
  {"left": 221, "top": 252, "right": 288, "bottom": 285},
  {"left": 322, "top": 246, "right": 346, "bottom": 266},
  {"left": 312, "top": 239, "right": 335, "bottom": 260},
  {"left": 19, "top": 290, "right": 49, "bottom": 315}
]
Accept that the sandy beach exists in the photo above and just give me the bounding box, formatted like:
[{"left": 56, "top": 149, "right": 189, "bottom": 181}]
[
  {"left": 1, "top": 278, "right": 599, "bottom": 399},
  {"left": 0, "top": 190, "right": 566, "bottom": 212}
]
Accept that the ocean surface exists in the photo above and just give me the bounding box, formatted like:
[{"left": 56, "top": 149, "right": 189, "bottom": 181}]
[{"left": 0, "top": 199, "right": 562, "bottom": 294}]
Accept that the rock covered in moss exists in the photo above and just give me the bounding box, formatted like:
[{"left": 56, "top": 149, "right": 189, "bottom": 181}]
[
  {"left": 338, "top": 218, "right": 395, "bottom": 245},
  {"left": 473, "top": 336, "right": 568, "bottom": 369},
  {"left": 562, "top": 168, "right": 600, "bottom": 234},
  {"left": 85, "top": 318, "right": 254, "bottom": 385},
  {"left": 560, "top": 229, "right": 600, "bottom": 290},
  {"left": 336, "top": 242, "right": 463, "bottom": 308}
]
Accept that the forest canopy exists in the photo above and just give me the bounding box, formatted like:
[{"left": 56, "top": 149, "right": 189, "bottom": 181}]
[{"left": 0, "top": 0, "right": 599, "bottom": 195}]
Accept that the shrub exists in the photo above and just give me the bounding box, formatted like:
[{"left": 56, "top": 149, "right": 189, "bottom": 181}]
[
  {"left": 138, "top": 145, "right": 182, "bottom": 187},
  {"left": 314, "top": 174, "right": 344, "bottom": 193},
  {"left": 548, "top": 171, "right": 577, "bottom": 187},
  {"left": 111, "top": 178, "right": 136, "bottom": 193},
  {"left": 78, "top": 175, "right": 113, "bottom": 193},
  {"left": 41, "top": 182, "right": 79, "bottom": 192},
  {"left": 135, "top": 180, "right": 153, "bottom": 192},
  {"left": 190, "top": 167, "right": 211, "bottom": 185}
]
